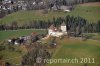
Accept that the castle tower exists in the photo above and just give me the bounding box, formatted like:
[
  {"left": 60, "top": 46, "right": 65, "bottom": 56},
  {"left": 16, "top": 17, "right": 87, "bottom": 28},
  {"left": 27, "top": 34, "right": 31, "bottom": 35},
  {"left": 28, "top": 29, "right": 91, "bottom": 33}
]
[{"left": 61, "top": 22, "right": 67, "bottom": 32}]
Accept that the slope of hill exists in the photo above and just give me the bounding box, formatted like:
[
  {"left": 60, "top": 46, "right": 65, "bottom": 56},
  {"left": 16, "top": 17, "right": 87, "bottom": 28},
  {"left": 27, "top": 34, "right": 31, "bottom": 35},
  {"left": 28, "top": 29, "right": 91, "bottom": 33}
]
[
  {"left": 46, "top": 38, "right": 100, "bottom": 66},
  {"left": 80, "top": 2, "right": 100, "bottom": 6},
  {"left": 0, "top": 2, "right": 100, "bottom": 24},
  {"left": 0, "top": 29, "right": 47, "bottom": 41}
]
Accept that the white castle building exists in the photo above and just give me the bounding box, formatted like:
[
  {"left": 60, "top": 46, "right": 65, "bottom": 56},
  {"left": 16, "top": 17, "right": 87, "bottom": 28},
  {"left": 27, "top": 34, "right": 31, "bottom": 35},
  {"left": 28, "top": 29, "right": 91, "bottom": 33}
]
[{"left": 48, "top": 22, "right": 67, "bottom": 37}]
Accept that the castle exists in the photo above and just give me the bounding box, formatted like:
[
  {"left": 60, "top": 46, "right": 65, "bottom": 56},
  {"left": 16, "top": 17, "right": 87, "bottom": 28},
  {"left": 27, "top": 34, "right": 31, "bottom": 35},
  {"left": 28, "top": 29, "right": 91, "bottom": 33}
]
[{"left": 48, "top": 22, "right": 67, "bottom": 37}]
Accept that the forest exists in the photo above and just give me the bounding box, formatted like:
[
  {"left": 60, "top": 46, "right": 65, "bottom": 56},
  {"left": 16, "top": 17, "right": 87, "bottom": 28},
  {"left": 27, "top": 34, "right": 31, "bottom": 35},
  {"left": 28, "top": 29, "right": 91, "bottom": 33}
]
[{"left": 0, "top": 15, "right": 100, "bottom": 35}]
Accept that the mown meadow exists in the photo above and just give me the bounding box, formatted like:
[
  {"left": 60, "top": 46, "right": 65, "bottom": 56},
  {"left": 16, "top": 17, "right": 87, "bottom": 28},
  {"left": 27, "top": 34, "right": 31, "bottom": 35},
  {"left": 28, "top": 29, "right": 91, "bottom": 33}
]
[
  {"left": 46, "top": 38, "right": 100, "bottom": 66},
  {"left": 0, "top": 3, "right": 100, "bottom": 25}
]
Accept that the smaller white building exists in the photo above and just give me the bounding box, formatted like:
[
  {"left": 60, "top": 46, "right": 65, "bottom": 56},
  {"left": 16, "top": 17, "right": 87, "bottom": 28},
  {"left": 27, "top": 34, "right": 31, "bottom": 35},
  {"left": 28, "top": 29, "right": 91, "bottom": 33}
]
[
  {"left": 48, "top": 22, "right": 67, "bottom": 37},
  {"left": 60, "top": 6, "right": 70, "bottom": 12},
  {"left": 64, "top": 10, "right": 70, "bottom": 12}
]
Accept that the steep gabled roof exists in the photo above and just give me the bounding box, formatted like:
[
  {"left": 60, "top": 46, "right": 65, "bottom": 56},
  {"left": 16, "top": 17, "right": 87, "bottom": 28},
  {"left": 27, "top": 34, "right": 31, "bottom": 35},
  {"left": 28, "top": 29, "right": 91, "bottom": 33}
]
[
  {"left": 61, "top": 22, "right": 66, "bottom": 26},
  {"left": 49, "top": 24, "right": 55, "bottom": 29}
]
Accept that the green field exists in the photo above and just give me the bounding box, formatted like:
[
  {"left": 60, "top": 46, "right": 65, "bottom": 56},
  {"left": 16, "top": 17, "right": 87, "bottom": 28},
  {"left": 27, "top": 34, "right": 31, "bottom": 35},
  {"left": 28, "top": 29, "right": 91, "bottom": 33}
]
[
  {"left": 0, "top": 29, "right": 47, "bottom": 64},
  {"left": 83, "top": 33, "right": 100, "bottom": 40},
  {"left": 0, "top": 4, "right": 100, "bottom": 25},
  {"left": 1, "top": 36, "right": 100, "bottom": 65},
  {"left": 0, "top": 29, "right": 47, "bottom": 41},
  {"left": 0, "top": 30, "right": 100, "bottom": 65},
  {"left": 46, "top": 38, "right": 100, "bottom": 66},
  {"left": 0, "top": 45, "right": 25, "bottom": 64},
  {"left": 0, "top": 2, "right": 100, "bottom": 66}
]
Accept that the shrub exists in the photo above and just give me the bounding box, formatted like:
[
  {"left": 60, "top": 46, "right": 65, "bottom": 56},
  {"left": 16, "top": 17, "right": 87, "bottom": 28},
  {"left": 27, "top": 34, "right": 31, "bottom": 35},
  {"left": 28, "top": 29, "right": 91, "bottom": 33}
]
[{"left": 0, "top": 45, "right": 5, "bottom": 51}]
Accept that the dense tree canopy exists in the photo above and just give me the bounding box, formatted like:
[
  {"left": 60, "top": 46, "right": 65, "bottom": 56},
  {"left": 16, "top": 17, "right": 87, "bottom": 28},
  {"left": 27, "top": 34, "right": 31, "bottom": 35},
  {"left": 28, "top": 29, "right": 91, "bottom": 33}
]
[{"left": 0, "top": 15, "right": 100, "bottom": 36}]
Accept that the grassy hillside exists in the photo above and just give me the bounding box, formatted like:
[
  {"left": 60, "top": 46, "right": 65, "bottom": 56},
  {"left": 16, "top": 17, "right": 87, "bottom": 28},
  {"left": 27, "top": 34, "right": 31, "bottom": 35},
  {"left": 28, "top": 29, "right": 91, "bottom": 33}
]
[
  {"left": 0, "top": 2, "right": 100, "bottom": 24},
  {"left": 0, "top": 29, "right": 47, "bottom": 64},
  {"left": 0, "top": 29, "right": 47, "bottom": 41},
  {"left": 46, "top": 38, "right": 100, "bottom": 66},
  {"left": 0, "top": 45, "right": 24, "bottom": 64}
]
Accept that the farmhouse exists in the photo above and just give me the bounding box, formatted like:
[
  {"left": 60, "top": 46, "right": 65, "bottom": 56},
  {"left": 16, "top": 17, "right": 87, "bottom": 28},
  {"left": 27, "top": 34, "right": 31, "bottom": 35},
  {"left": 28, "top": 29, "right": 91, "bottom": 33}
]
[
  {"left": 48, "top": 22, "right": 67, "bottom": 37},
  {"left": 60, "top": 6, "right": 70, "bottom": 12}
]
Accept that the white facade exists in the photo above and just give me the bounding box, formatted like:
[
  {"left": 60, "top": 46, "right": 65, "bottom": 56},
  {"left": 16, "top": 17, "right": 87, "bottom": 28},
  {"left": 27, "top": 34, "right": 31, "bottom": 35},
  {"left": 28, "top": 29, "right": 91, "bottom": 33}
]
[
  {"left": 48, "top": 23, "right": 67, "bottom": 37},
  {"left": 48, "top": 29, "right": 63, "bottom": 37},
  {"left": 48, "top": 29, "right": 53, "bottom": 35},
  {"left": 61, "top": 26, "right": 66, "bottom": 32}
]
